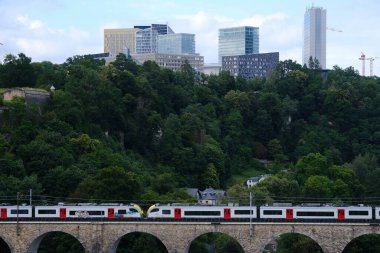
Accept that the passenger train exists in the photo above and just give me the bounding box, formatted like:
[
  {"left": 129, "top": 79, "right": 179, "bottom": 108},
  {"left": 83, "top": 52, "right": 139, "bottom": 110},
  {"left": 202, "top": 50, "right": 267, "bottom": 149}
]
[
  {"left": 146, "top": 204, "right": 380, "bottom": 222},
  {"left": 0, "top": 203, "right": 144, "bottom": 219},
  {"left": 1, "top": 203, "right": 380, "bottom": 222}
]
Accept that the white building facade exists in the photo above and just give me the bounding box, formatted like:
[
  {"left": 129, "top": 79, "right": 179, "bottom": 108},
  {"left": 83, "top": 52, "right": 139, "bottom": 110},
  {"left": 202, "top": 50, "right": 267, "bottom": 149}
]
[{"left": 303, "top": 6, "right": 326, "bottom": 69}]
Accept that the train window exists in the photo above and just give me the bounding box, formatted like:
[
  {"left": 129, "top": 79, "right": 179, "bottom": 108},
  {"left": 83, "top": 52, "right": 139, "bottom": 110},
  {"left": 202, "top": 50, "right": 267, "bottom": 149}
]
[
  {"left": 296, "top": 211, "right": 334, "bottom": 217},
  {"left": 349, "top": 211, "right": 369, "bottom": 216},
  {"left": 184, "top": 211, "right": 220, "bottom": 216},
  {"left": 263, "top": 210, "right": 282, "bottom": 215},
  {"left": 87, "top": 211, "right": 104, "bottom": 215},
  {"left": 10, "top": 209, "right": 29, "bottom": 214},
  {"left": 117, "top": 209, "right": 127, "bottom": 215},
  {"left": 38, "top": 209, "right": 57, "bottom": 214},
  {"left": 150, "top": 208, "right": 159, "bottom": 213},
  {"left": 69, "top": 211, "right": 104, "bottom": 216},
  {"left": 129, "top": 208, "right": 138, "bottom": 213},
  {"left": 235, "top": 210, "right": 252, "bottom": 215},
  {"left": 162, "top": 210, "right": 171, "bottom": 214}
]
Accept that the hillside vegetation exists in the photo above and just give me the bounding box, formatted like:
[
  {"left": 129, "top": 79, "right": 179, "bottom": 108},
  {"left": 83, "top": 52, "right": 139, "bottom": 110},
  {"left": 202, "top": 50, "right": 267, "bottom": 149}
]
[{"left": 0, "top": 53, "right": 380, "bottom": 206}]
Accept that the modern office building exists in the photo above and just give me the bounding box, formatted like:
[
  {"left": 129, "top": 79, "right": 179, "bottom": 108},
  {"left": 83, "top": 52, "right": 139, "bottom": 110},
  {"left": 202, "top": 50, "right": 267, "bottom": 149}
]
[
  {"left": 303, "top": 6, "right": 326, "bottom": 69},
  {"left": 104, "top": 24, "right": 174, "bottom": 55},
  {"left": 157, "top": 33, "right": 195, "bottom": 55},
  {"left": 200, "top": 64, "right": 221, "bottom": 75},
  {"left": 222, "top": 52, "right": 279, "bottom": 79},
  {"left": 218, "top": 26, "right": 259, "bottom": 63},
  {"left": 135, "top": 24, "right": 174, "bottom": 54},
  {"left": 131, "top": 53, "right": 204, "bottom": 71},
  {"left": 104, "top": 28, "right": 139, "bottom": 56},
  {"left": 104, "top": 24, "right": 203, "bottom": 70}
]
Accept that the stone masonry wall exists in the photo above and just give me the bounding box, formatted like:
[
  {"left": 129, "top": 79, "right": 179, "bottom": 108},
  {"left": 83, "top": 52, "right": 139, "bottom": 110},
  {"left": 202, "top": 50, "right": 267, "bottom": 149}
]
[{"left": 0, "top": 222, "right": 378, "bottom": 253}]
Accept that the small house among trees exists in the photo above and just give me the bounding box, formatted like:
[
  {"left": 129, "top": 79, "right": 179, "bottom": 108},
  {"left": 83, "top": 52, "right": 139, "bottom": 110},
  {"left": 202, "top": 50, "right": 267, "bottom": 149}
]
[
  {"left": 246, "top": 174, "right": 270, "bottom": 188},
  {"left": 186, "top": 187, "right": 225, "bottom": 205}
]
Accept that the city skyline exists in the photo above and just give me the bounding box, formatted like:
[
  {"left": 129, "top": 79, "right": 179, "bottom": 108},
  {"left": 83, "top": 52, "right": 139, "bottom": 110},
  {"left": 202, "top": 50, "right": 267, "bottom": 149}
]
[{"left": 0, "top": 0, "right": 379, "bottom": 76}]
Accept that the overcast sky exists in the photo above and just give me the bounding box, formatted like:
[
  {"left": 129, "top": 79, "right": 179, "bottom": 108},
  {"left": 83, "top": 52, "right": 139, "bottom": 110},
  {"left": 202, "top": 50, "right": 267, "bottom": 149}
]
[{"left": 0, "top": 0, "right": 379, "bottom": 76}]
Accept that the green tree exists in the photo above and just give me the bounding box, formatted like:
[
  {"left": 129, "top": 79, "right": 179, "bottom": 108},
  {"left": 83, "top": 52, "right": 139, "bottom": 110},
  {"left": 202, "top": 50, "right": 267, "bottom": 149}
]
[
  {"left": 201, "top": 163, "right": 220, "bottom": 189},
  {"left": 275, "top": 233, "right": 323, "bottom": 253},
  {"left": 0, "top": 53, "right": 36, "bottom": 87},
  {"left": 343, "top": 234, "right": 380, "bottom": 253},
  {"left": 302, "top": 175, "right": 333, "bottom": 199},
  {"left": 267, "top": 139, "right": 287, "bottom": 162},
  {"left": 295, "top": 153, "right": 330, "bottom": 184},
  {"left": 110, "top": 53, "right": 138, "bottom": 74},
  {"left": 71, "top": 166, "right": 141, "bottom": 200},
  {"left": 151, "top": 173, "right": 177, "bottom": 194}
]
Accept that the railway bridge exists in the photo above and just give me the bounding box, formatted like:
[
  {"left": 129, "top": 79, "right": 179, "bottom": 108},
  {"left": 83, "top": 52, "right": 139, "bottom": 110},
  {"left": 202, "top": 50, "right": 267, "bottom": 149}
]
[{"left": 0, "top": 221, "right": 379, "bottom": 253}]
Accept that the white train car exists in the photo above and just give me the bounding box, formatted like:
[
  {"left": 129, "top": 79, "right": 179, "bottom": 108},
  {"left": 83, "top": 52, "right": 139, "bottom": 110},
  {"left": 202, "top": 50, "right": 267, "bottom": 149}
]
[
  {"left": 260, "top": 206, "right": 372, "bottom": 220},
  {"left": 35, "top": 204, "right": 143, "bottom": 219},
  {"left": 343, "top": 206, "right": 372, "bottom": 220},
  {"left": 0, "top": 205, "right": 33, "bottom": 218},
  {"left": 375, "top": 207, "right": 380, "bottom": 220},
  {"left": 147, "top": 204, "right": 257, "bottom": 219}
]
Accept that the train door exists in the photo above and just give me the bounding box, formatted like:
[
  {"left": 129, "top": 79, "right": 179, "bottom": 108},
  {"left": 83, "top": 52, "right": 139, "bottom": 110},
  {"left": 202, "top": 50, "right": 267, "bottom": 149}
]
[
  {"left": 108, "top": 208, "right": 115, "bottom": 218},
  {"left": 59, "top": 208, "right": 66, "bottom": 218},
  {"left": 286, "top": 209, "right": 293, "bottom": 219},
  {"left": 338, "top": 209, "right": 345, "bottom": 220},
  {"left": 224, "top": 208, "right": 231, "bottom": 219},
  {"left": 0, "top": 208, "right": 7, "bottom": 218},
  {"left": 174, "top": 208, "right": 181, "bottom": 219}
]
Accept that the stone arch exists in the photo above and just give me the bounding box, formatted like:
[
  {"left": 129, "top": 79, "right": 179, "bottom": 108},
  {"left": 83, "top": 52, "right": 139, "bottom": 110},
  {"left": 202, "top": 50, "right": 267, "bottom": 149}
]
[
  {"left": 260, "top": 231, "right": 325, "bottom": 253},
  {"left": 108, "top": 231, "right": 169, "bottom": 253},
  {"left": 184, "top": 231, "right": 245, "bottom": 253},
  {"left": 342, "top": 232, "right": 380, "bottom": 253},
  {"left": 26, "top": 230, "right": 87, "bottom": 253},
  {"left": 0, "top": 235, "right": 12, "bottom": 253}
]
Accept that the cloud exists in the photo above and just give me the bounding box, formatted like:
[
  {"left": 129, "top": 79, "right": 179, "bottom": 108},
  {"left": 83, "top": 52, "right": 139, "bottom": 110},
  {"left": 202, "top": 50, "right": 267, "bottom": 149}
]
[
  {"left": 171, "top": 11, "right": 302, "bottom": 64},
  {"left": 1, "top": 13, "right": 100, "bottom": 63}
]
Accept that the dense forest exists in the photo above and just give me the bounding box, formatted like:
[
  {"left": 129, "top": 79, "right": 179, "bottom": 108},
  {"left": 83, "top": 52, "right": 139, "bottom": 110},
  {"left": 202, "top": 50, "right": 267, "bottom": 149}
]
[{"left": 1, "top": 53, "right": 380, "bottom": 252}]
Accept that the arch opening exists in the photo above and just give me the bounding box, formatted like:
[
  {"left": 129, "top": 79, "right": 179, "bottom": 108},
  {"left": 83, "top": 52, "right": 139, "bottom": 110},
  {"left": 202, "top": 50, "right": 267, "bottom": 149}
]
[
  {"left": 262, "top": 233, "right": 324, "bottom": 253},
  {"left": 112, "top": 231, "right": 168, "bottom": 253},
  {"left": 0, "top": 236, "right": 11, "bottom": 253},
  {"left": 27, "top": 231, "right": 85, "bottom": 253},
  {"left": 187, "top": 232, "right": 245, "bottom": 253},
  {"left": 343, "top": 233, "right": 380, "bottom": 253}
]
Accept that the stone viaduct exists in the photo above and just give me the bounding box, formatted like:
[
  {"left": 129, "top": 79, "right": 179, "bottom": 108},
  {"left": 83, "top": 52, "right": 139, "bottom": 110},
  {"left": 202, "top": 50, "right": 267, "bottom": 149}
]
[{"left": 0, "top": 221, "right": 379, "bottom": 253}]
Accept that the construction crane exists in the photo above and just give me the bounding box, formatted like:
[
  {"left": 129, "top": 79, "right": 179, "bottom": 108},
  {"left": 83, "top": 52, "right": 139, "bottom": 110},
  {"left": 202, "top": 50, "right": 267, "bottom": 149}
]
[
  {"left": 359, "top": 52, "right": 378, "bottom": 77},
  {"left": 326, "top": 27, "right": 343, "bottom": 32},
  {"left": 368, "top": 57, "right": 379, "bottom": 77}
]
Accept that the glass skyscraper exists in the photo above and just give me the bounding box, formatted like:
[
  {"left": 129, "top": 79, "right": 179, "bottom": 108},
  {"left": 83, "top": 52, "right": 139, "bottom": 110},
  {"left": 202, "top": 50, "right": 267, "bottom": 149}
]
[
  {"left": 218, "top": 26, "right": 259, "bottom": 63},
  {"left": 157, "top": 33, "right": 195, "bottom": 55},
  {"left": 303, "top": 6, "right": 326, "bottom": 69},
  {"left": 135, "top": 24, "right": 174, "bottom": 54}
]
